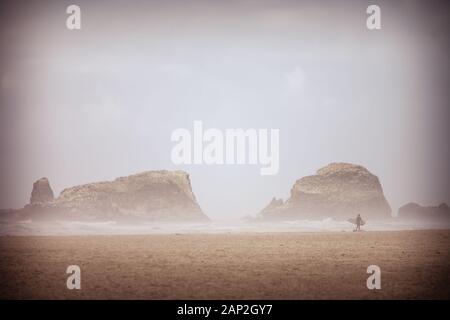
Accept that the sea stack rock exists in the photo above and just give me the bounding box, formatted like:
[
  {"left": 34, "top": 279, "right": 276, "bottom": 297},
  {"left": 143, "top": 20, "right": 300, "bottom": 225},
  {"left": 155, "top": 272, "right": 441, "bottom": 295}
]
[
  {"left": 260, "top": 163, "right": 392, "bottom": 220},
  {"left": 53, "top": 170, "right": 208, "bottom": 221},
  {"left": 30, "top": 177, "right": 54, "bottom": 205},
  {"left": 260, "top": 197, "right": 284, "bottom": 215},
  {"left": 398, "top": 203, "right": 450, "bottom": 221}
]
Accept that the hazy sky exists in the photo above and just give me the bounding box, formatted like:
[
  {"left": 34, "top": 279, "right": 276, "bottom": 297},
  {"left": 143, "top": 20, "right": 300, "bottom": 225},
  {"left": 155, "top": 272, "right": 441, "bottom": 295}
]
[{"left": 1, "top": 0, "right": 449, "bottom": 219}]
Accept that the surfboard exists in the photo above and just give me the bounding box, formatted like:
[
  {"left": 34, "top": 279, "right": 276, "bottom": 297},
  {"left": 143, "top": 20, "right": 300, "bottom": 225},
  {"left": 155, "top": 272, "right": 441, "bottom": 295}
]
[{"left": 347, "top": 218, "right": 365, "bottom": 226}]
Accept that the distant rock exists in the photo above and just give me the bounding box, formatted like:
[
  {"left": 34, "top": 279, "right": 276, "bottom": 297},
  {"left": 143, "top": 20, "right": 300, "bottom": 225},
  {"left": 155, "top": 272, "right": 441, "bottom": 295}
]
[
  {"left": 260, "top": 197, "right": 284, "bottom": 215},
  {"left": 2, "top": 170, "right": 208, "bottom": 222},
  {"left": 259, "top": 163, "right": 392, "bottom": 221},
  {"left": 29, "top": 177, "right": 54, "bottom": 205},
  {"left": 398, "top": 202, "right": 450, "bottom": 221}
]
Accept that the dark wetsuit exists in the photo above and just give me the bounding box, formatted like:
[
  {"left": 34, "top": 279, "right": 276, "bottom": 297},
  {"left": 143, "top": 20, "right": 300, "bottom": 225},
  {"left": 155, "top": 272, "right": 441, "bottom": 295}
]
[{"left": 356, "top": 215, "right": 362, "bottom": 231}]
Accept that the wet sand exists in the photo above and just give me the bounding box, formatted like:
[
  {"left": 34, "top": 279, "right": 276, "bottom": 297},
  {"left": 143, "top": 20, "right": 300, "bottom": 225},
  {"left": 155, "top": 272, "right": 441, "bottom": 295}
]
[{"left": 0, "top": 230, "right": 449, "bottom": 299}]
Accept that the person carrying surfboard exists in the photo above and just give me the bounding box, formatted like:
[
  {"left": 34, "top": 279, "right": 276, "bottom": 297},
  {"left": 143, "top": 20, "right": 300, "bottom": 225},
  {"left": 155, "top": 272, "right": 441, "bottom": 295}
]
[{"left": 356, "top": 214, "right": 362, "bottom": 231}]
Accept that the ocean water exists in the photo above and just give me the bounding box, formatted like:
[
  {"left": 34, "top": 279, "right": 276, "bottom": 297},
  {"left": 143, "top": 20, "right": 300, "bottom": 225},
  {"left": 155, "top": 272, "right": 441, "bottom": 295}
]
[{"left": 0, "top": 218, "right": 449, "bottom": 236}]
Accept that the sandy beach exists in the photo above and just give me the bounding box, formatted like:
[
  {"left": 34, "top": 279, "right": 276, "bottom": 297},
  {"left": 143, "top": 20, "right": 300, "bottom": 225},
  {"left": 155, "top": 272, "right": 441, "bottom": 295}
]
[{"left": 0, "top": 230, "right": 449, "bottom": 299}]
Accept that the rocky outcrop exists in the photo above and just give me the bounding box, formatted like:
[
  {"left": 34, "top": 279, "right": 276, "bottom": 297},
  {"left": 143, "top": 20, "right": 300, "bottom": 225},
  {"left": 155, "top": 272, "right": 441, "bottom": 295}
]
[
  {"left": 398, "top": 203, "right": 450, "bottom": 221},
  {"left": 2, "top": 170, "right": 208, "bottom": 222},
  {"left": 259, "top": 163, "right": 392, "bottom": 221},
  {"left": 260, "top": 197, "right": 284, "bottom": 215},
  {"left": 53, "top": 170, "right": 207, "bottom": 221},
  {"left": 29, "top": 177, "right": 54, "bottom": 205}
]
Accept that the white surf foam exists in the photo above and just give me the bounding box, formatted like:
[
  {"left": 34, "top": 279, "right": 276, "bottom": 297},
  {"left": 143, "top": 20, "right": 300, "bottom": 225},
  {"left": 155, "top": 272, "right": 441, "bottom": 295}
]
[{"left": 0, "top": 217, "right": 449, "bottom": 236}]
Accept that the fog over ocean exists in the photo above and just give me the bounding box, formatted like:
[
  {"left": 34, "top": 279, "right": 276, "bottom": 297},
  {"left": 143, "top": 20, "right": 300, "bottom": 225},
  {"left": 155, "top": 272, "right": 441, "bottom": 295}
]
[{"left": 1, "top": 217, "right": 449, "bottom": 236}]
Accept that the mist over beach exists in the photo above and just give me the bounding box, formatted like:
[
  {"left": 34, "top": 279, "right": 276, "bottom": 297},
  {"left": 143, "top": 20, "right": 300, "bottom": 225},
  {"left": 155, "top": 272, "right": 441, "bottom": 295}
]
[
  {"left": 1, "top": 218, "right": 450, "bottom": 236},
  {"left": 1, "top": 0, "right": 449, "bottom": 220},
  {"left": 0, "top": 0, "right": 449, "bottom": 302}
]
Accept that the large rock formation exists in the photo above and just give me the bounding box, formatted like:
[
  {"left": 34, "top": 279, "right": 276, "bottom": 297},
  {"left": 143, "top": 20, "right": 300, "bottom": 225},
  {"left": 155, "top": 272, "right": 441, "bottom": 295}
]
[
  {"left": 29, "top": 177, "right": 54, "bottom": 205},
  {"left": 53, "top": 170, "right": 207, "bottom": 221},
  {"left": 259, "top": 163, "right": 392, "bottom": 220},
  {"left": 398, "top": 202, "right": 450, "bottom": 221},
  {"left": 3, "top": 170, "right": 208, "bottom": 222}
]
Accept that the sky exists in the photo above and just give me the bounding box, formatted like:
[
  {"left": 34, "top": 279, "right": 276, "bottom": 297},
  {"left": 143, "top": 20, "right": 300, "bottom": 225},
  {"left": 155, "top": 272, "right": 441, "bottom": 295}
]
[{"left": 0, "top": 0, "right": 449, "bottom": 219}]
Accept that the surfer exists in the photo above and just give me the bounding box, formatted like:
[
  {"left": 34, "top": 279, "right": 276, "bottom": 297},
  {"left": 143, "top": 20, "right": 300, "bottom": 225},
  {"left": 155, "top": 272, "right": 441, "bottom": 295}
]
[{"left": 356, "top": 214, "right": 362, "bottom": 231}]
